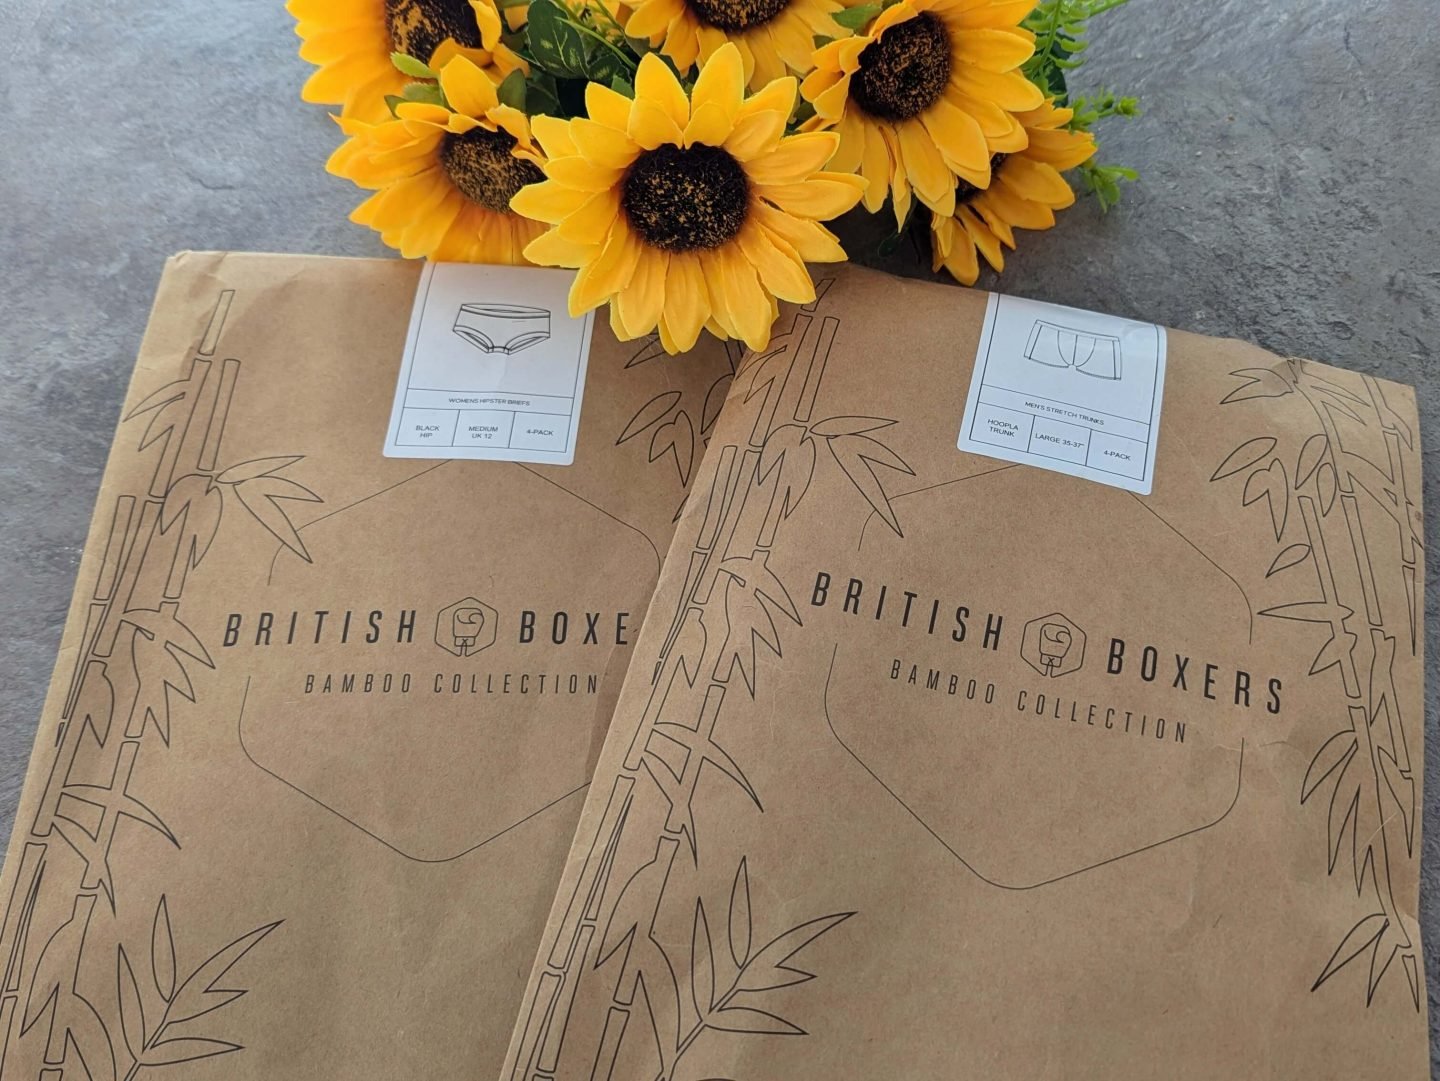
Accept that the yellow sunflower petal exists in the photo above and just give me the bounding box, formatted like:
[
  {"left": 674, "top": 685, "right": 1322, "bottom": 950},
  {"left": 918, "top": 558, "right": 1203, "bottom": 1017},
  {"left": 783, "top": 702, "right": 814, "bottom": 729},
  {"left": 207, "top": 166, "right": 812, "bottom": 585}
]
[
  {"left": 952, "top": 27, "right": 1034, "bottom": 71},
  {"left": 571, "top": 117, "right": 642, "bottom": 169},
  {"left": 952, "top": 0, "right": 1032, "bottom": 28},
  {"left": 617, "top": 248, "right": 668, "bottom": 337},
  {"left": 586, "top": 82, "right": 635, "bottom": 131},
  {"left": 635, "top": 51, "right": 691, "bottom": 130},
  {"left": 959, "top": 205, "right": 1004, "bottom": 271},
  {"left": 624, "top": 0, "right": 682, "bottom": 38},
  {"left": 659, "top": 252, "right": 711, "bottom": 351},
  {"left": 570, "top": 220, "right": 644, "bottom": 313},
  {"left": 858, "top": 125, "right": 891, "bottom": 213},
  {"left": 556, "top": 187, "right": 622, "bottom": 245},
  {"left": 510, "top": 178, "right": 592, "bottom": 222},
  {"left": 545, "top": 155, "right": 626, "bottom": 191},
  {"left": 524, "top": 226, "right": 600, "bottom": 266},
  {"left": 951, "top": 66, "right": 1043, "bottom": 112},
  {"left": 934, "top": 218, "right": 980, "bottom": 284},
  {"left": 746, "top": 131, "right": 840, "bottom": 185},
  {"left": 896, "top": 120, "right": 951, "bottom": 203},
  {"left": 754, "top": 202, "right": 847, "bottom": 262},
  {"left": 759, "top": 172, "right": 866, "bottom": 219},
  {"left": 921, "top": 95, "right": 989, "bottom": 172},
  {"left": 438, "top": 57, "right": 499, "bottom": 119},
  {"left": 629, "top": 98, "right": 686, "bottom": 150},
  {"left": 690, "top": 41, "right": 745, "bottom": 124},
  {"left": 737, "top": 220, "right": 816, "bottom": 304},
  {"left": 531, "top": 114, "right": 580, "bottom": 158},
  {"left": 998, "top": 155, "right": 1074, "bottom": 205}
]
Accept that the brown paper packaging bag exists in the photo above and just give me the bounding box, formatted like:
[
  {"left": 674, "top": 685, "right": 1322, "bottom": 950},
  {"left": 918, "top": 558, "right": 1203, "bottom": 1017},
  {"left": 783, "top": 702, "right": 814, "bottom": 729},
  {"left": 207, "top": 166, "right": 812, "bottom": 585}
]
[
  {"left": 502, "top": 262, "right": 1428, "bottom": 1080},
  {"left": 0, "top": 251, "right": 737, "bottom": 1079}
]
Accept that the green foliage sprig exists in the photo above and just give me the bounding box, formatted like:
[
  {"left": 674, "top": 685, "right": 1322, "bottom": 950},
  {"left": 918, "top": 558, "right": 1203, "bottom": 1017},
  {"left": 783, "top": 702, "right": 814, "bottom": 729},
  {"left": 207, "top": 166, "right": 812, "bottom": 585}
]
[{"left": 1023, "top": 0, "right": 1140, "bottom": 210}]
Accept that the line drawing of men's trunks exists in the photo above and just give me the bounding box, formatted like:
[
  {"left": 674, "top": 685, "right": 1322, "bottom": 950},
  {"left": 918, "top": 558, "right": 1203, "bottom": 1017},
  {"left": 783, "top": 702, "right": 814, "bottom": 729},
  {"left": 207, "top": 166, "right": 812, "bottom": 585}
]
[
  {"left": 1024, "top": 319, "right": 1122, "bottom": 380},
  {"left": 453, "top": 303, "right": 552, "bottom": 355}
]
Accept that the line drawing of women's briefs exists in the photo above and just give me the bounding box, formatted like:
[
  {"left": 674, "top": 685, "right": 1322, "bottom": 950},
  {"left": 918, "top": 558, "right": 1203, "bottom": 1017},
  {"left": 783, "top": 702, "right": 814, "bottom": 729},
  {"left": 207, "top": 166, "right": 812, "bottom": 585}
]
[
  {"left": 452, "top": 303, "right": 552, "bottom": 355},
  {"left": 1024, "top": 319, "right": 1122, "bottom": 379}
]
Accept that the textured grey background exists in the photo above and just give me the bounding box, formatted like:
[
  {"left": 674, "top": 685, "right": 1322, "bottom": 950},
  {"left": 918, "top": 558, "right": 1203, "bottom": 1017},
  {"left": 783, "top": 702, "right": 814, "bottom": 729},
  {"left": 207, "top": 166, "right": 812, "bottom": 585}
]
[{"left": 0, "top": 0, "right": 1436, "bottom": 1070}]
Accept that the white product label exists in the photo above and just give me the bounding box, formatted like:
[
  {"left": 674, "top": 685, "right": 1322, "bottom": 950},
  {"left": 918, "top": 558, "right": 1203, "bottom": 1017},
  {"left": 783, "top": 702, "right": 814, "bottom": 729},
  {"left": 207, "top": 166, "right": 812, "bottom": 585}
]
[
  {"left": 384, "top": 262, "right": 595, "bottom": 465},
  {"left": 958, "top": 292, "right": 1168, "bottom": 494}
]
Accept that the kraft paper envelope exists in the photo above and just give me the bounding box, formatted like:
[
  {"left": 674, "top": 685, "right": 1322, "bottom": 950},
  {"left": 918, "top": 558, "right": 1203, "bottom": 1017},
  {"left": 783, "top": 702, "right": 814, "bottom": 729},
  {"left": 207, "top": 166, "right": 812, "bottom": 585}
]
[
  {"left": 502, "top": 263, "right": 1428, "bottom": 1080},
  {"left": 0, "top": 251, "right": 737, "bottom": 1079}
]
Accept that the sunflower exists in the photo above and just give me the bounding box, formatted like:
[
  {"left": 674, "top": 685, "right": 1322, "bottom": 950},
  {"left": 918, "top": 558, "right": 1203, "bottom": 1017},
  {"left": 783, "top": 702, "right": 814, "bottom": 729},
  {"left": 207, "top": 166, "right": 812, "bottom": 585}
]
[
  {"left": 327, "top": 56, "right": 548, "bottom": 261},
  {"left": 623, "top": 0, "right": 850, "bottom": 89},
  {"left": 512, "top": 45, "right": 865, "bottom": 353},
  {"left": 289, "top": 0, "right": 525, "bottom": 120},
  {"left": 930, "top": 100, "right": 1095, "bottom": 285},
  {"left": 802, "top": 0, "right": 1041, "bottom": 227}
]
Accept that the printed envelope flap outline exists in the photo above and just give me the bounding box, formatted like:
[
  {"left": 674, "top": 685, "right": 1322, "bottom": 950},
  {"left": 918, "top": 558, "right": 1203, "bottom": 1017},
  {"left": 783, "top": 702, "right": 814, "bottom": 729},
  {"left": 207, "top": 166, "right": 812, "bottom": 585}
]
[
  {"left": 236, "top": 465, "right": 656, "bottom": 862},
  {"left": 826, "top": 474, "right": 1252, "bottom": 887}
]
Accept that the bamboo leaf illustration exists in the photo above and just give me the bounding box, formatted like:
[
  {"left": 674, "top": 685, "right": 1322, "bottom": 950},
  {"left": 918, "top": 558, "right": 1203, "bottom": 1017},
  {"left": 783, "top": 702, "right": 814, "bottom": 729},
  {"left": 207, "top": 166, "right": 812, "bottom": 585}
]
[
  {"left": 1210, "top": 437, "right": 1276, "bottom": 482},
  {"left": 810, "top": 416, "right": 896, "bottom": 437},
  {"left": 122, "top": 611, "right": 214, "bottom": 745},
  {"left": 1266, "top": 543, "right": 1311, "bottom": 577},
  {"left": 649, "top": 409, "right": 696, "bottom": 486},
  {"left": 1220, "top": 367, "right": 1295, "bottom": 403},
  {"left": 756, "top": 425, "right": 816, "bottom": 521},
  {"left": 117, "top": 945, "right": 147, "bottom": 1059},
  {"left": 1368, "top": 940, "right": 1400, "bottom": 1006},
  {"left": 1326, "top": 785, "right": 1359, "bottom": 878},
  {"left": 1317, "top": 461, "right": 1338, "bottom": 514},
  {"left": 715, "top": 553, "right": 802, "bottom": 694},
  {"left": 705, "top": 1005, "right": 804, "bottom": 1036},
  {"left": 1301, "top": 730, "right": 1356, "bottom": 804},
  {"left": 122, "top": 608, "right": 214, "bottom": 672},
  {"left": 159, "top": 474, "right": 223, "bottom": 569},
  {"left": 624, "top": 334, "right": 668, "bottom": 368},
  {"left": 167, "top": 920, "right": 282, "bottom": 1025},
  {"left": 701, "top": 373, "right": 733, "bottom": 434},
  {"left": 824, "top": 431, "right": 915, "bottom": 538},
  {"left": 1376, "top": 746, "right": 1416, "bottom": 857},
  {"left": 728, "top": 858, "right": 752, "bottom": 968},
  {"left": 125, "top": 379, "right": 193, "bottom": 452},
  {"left": 21, "top": 897, "right": 117, "bottom": 1081},
  {"left": 1311, "top": 913, "right": 1386, "bottom": 992},
  {"left": 231, "top": 476, "right": 321, "bottom": 564},
  {"left": 152, "top": 896, "right": 176, "bottom": 1003},
  {"left": 1242, "top": 459, "right": 1289, "bottom": 540},
  {"left": 1295, "top": 433, "right": 1328, "bottom": 487},
  {"left": 214, "top": 455, "right": 303, "bottom": 484},
  {"left": 139, "top": 1036, "right": 242, "bottom": 1067},
  {"left": 618, "top": 391, "right": 681, "bottom": 444},
  {"left": 735, "top": 912, "right": 853, "bottom": 995},
  {"left": 691, "top": 899, "right": 716, "bottom": 1018},
  {"left": 1403, "top": 955, "right": 1421, "bottom": 1011}
]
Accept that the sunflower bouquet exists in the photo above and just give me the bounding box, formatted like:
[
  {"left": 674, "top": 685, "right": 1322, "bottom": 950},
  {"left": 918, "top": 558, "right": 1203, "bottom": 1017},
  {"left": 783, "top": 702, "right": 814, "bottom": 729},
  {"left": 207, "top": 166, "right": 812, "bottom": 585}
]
[{"left": 291, "top": 0, "right": 1137, "bottom": 351}]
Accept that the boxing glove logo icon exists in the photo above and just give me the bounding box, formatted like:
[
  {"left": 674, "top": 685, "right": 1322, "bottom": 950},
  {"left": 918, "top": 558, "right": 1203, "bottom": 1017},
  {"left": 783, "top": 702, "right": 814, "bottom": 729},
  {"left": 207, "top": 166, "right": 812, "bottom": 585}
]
[
  {"left": 1020, "top": 613, "right": 1086, "bottom": 678},
  {"left": 435, "top": 597, "right": 498, "bottom": 657}
]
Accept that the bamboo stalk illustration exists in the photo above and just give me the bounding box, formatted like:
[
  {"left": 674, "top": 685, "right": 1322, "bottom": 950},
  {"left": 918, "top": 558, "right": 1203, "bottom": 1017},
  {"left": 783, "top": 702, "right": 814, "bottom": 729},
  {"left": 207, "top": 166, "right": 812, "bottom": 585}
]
[
  {"left": 512, "top": 296, "right": 902, "bottom": 1081},
  {"left": 1213, "top": 361, "right": 1422, "bottom": 1009},
  {"left": 0, "top": 291, "right": 298, "bottom": 1077}
]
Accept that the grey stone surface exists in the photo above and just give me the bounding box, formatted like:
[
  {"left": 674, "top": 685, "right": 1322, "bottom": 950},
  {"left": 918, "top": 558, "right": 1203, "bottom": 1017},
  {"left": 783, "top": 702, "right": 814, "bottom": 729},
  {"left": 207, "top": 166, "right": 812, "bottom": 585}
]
[{"left": 0, "top": 0, "right": 1435, "bottom": 1069}]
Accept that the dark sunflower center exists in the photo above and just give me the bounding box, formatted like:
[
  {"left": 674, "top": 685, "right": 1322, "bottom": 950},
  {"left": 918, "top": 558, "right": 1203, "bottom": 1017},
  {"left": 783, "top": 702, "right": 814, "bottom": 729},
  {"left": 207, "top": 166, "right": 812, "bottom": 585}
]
[
  {"left": 441, "top": 128, "right": 545, "bottom": 212},
  {"left": 850, "top": 12, "right": 951, "bottom": 121},
  {"left": 621, "top": 144, "right": 750, "bottom": 252},
  {"left": 385, "top": 0, "right": 481, "bottom": 61},
  {"left": 686, "top": 0, "right": 789, "bottom": 32},
  {"left": 956, "top": 153, "right": 1009, "bottom": 205}
]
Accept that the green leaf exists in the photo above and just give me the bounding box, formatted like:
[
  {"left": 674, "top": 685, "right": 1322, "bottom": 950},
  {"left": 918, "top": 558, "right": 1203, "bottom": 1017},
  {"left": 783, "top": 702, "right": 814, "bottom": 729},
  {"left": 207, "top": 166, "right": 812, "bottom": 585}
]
[
  {"left": 526, "top": 71, "right": 567, "bottom": 117},
  {"left": 390, "top": 52, "right": 438, "bottom": 80},
  {"left": 831, "top": 2, "right": 880, "bottom": 28},
  {"left": 813, "top": 32, "right": 835, "bottom": 48},
  {"left": 384, "top": 94, "right": 406, "bottom": 117},
  {"left": 497, "top": 68, "right": 528, "bottom": 110},
  {"left": 401, "top": 81, "right": 445, "bottom": 106},
  {"left": 527, "top": 0, "right": 589, "bottom": 76},
  {"left": 610, "top": 74, "right": 635, "bottom": 97},
  {"left": 586, "top": 40, "right": 632, "bottom": 83}
]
